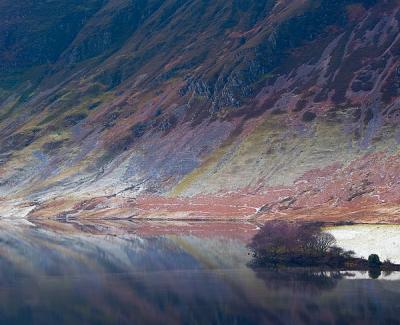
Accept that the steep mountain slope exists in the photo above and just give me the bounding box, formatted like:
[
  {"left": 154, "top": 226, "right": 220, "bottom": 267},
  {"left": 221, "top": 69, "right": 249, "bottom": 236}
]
[{"left": 0, "top": 0, "right": 399, "bottom": 221}]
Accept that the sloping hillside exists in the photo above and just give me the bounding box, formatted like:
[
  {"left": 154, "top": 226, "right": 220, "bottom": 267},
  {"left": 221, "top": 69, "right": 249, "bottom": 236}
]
[{"left": 0, "top": 0, "right": 399, "bottom": 221}]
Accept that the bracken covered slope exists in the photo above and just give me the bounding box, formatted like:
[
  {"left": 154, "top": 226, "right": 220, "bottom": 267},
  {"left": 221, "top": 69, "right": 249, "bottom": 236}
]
[{"left": 0, "top": 0, "right": 399, "bottom": 221}]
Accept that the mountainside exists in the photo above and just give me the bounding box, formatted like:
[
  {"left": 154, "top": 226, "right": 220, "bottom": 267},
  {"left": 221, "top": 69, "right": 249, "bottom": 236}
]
[{"left": 1, "top": 0, "right": 400, "bottom": 221}]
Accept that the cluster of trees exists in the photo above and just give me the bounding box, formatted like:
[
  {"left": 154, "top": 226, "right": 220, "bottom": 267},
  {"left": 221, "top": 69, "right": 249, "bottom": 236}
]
[
  {"left": 249, "top": 220, "right": 400, "bottom": 272},
  {"left": 250, "top": 221, "right": 338, "bottom": 257},
  {"left": 248, "top": 221, "right": 355, "bottom": 267}
]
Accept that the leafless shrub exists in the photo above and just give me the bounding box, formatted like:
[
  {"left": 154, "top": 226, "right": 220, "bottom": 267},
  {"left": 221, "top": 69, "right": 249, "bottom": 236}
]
[{"left": 249, "top": 221, "right": 337, "bottom": 259}]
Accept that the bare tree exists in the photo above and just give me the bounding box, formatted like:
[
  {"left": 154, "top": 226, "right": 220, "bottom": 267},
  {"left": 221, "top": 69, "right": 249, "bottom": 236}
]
[
  {"left": 249, "top": 221, "right": 337, "bottom": 259},
  {"left": 308, "top": 232, "right": 336, "bottom": 255}
]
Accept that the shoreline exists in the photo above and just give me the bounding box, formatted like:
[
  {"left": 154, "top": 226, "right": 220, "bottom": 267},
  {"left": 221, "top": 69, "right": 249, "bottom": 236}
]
[
  {"left": 1, "top": 194, "right": 400, "bottom": 225},
  {"left": 3, "top": 215, "right": 400, "bottom": 266},
  {"left": 250, "top": 254, "right": 400, "bottom": 272},
  {"left": 2, "top": 185, "right": 400, "bottom": 225},
  {"left": 26, "top": 216, "right": 400, "bottom": 226}
]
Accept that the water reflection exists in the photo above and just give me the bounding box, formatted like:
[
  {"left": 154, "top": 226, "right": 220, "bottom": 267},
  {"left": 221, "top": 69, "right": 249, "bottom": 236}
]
[
  {"left": 0, "top": 222, "right": 398, "bottom": 324},
  {"left": 252, "top": 268, "right": 343, "bottom": 293},
  {"left": 326, "top": 225, "right": 400, "bottom": 264}
]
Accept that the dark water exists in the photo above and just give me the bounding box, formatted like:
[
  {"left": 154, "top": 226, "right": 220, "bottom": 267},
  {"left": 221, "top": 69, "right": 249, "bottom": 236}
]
[{"left": 0, "top": 223, "right": 399, "bottom": 325}]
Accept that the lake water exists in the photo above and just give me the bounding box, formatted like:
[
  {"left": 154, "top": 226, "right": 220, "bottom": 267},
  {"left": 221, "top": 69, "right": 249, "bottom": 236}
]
[
  {"left": 0, "top": 221, "right": 399, "bottom": 324},
  {"left": 326, "top": 224, "right": 400, "bottom": 264}
]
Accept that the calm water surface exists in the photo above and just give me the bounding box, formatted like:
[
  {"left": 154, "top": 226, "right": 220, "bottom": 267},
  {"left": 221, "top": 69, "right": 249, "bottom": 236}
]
[
  {"left": 0, "top": 221, "right": 399, "bottom": 324},
  {"left": 326, "top": 224, "right": 400, "bottom": 264}
]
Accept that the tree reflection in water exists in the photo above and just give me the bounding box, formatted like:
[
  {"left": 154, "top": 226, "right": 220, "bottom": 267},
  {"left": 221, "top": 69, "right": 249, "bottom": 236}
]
[
  {"left": 0, "top": 222, "right": 398, "bottom": 324},
  {"left": 251, "top": 268, "right": 342, "bottom": 294}
]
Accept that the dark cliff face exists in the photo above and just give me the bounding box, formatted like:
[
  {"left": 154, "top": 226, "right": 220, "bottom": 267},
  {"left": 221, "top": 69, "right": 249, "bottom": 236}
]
[
  {"left": 0, "top": 0, "right": 399, "bottom": 214},
  {"left": 0, "top": 0, "right": 104, "bottom": 72}
]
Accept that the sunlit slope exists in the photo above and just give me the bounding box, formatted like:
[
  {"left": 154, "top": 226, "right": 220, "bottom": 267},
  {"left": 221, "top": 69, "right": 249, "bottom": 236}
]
[{"left": 0, "top": 0, "right": 399, "bottom": 217}]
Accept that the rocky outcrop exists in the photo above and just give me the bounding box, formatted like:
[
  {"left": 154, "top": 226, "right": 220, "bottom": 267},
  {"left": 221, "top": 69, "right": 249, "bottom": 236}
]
[{"left": 0, "top": 0, "right": 399, "bottom": 221}]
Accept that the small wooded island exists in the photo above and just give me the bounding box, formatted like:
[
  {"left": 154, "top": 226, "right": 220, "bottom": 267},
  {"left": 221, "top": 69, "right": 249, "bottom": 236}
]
[{"left": 249, "top": 221, "right": 400, "bottom": 274}]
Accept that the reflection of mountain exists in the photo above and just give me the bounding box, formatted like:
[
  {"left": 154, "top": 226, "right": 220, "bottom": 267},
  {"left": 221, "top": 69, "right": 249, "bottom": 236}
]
[
  {"left": 0, "top": 224, "right": 268, "bottom": 324},
  {"left": 0, "top": 224, "right": 399, "bottom": 324},
  {"left": 327, "top": 225, "right": 400, "bottom": 264}
]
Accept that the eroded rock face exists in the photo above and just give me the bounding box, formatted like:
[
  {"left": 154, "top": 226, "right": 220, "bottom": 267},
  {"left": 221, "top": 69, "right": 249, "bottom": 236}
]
[{"left": 0, "top": 0, "right": 399, "bottom": 220}]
